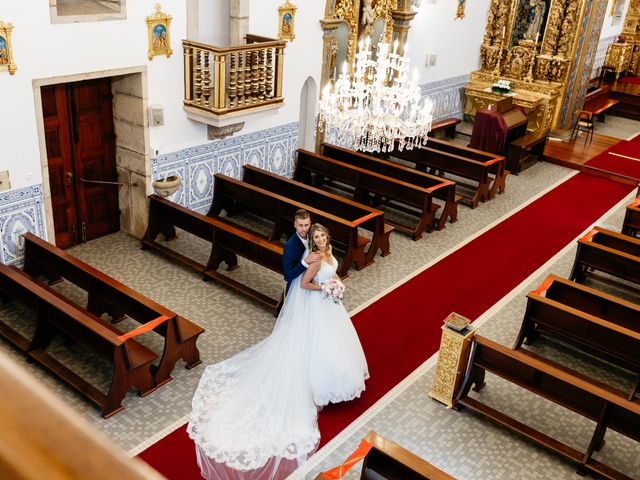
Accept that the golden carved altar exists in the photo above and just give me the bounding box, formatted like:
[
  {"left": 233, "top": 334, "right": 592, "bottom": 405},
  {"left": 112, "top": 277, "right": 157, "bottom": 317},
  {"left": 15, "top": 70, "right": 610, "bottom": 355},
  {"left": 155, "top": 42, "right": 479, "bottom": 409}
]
[
  {"left": 467, "top": 0, "right": 600, "bottom": 132},
  {"left": 603, "top": 42, "right": 633, "bottom": 80},
  {"left": 621, "top": 0, "right": 640, "bottom": 76},
  {"left": 429, "top": 324, "right": 476, "bottom": 408},
  {"left": 464, "top": 80, "right": 559, "bottom": 136}
]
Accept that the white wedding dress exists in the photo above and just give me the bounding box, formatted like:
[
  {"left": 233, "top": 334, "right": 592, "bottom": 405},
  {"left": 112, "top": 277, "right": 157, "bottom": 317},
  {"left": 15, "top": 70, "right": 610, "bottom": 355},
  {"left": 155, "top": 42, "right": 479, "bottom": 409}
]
[{"left": 188, "top": 256, "right": 369, "bottom": 480}]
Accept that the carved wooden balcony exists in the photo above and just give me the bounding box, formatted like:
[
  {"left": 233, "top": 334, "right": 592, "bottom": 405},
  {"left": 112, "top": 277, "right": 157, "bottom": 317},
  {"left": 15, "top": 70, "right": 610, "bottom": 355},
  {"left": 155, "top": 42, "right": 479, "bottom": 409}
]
[{"left": 183, "top": 34, "right": 286, "bottom": 130}]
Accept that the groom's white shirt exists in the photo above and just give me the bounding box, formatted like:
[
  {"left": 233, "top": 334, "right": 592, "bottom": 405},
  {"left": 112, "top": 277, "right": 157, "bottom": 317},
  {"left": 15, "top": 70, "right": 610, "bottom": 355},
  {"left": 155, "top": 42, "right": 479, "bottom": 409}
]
[{"left": 297, "top": 233, "right": 310, "bottom": 267}]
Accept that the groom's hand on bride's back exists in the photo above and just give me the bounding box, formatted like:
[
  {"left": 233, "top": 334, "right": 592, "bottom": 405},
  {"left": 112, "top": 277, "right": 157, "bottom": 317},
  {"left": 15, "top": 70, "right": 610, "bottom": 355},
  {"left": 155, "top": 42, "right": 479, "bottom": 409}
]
[{"left": 305, "top": 252, "right": 321, "bottom": 265}]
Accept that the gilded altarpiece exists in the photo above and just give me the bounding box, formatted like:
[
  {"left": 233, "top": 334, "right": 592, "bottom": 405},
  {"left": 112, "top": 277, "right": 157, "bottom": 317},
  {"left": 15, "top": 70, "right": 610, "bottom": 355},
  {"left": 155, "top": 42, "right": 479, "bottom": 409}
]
[
  {"left": 621, "top": 0, "right": 640, "bottom": 76},
  {"left": 466, "top": 0, "right": 609, "bottom": 133}
]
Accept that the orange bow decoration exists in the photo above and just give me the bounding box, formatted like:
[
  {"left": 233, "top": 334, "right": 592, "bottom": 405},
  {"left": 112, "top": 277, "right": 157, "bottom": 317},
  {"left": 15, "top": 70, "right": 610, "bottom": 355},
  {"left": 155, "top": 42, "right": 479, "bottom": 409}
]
[
  {"left": 426, "top": 180, "right": 454, "bottom": 193},
  {"left": 319, "top": 439, "right": 373, "bottom": 479},
  {"left": 117, "top": 315, "right": 171, "bottom": 341},
  {"left": 579, "top": 228, "right": 598, "bottom": 243},
  {"left": 483, "top": 157, "right": 502, "bottom": 166},
  {"left": 353, "top": 212, "right": 379, "bottom": 226},
  {"left": 530, "top": 275, "right": 554, "bottom": 296}
]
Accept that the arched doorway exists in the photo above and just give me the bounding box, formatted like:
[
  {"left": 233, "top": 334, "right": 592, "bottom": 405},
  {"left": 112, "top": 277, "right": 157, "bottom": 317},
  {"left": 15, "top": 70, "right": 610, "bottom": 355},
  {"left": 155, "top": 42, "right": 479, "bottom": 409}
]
[{"left": 298, "top": 76, "right": 318, "bottom": 151}]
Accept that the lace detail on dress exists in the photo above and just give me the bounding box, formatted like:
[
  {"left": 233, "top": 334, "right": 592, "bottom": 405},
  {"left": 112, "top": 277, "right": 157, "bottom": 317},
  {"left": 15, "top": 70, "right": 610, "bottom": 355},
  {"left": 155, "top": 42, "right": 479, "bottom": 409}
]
[
  {"left": 313, "top": 372, "right": 370, "bottom": 407},
  {"left": 187, "top": 360, "right": 320, "bottom": 471}
]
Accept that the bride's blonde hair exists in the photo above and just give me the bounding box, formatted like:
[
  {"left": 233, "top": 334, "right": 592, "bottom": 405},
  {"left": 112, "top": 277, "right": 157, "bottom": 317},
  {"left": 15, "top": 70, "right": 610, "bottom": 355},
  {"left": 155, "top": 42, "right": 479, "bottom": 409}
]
[{"left": 309, "top": 223, "right": 332, "bottom": 255}]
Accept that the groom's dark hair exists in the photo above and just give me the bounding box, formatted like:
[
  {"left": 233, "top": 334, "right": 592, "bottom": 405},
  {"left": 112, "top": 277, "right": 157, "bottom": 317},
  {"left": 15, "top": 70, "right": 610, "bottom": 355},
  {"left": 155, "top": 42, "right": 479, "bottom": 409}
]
[{"left": 294, "top": 209, "right": 310, "bottom": 221}]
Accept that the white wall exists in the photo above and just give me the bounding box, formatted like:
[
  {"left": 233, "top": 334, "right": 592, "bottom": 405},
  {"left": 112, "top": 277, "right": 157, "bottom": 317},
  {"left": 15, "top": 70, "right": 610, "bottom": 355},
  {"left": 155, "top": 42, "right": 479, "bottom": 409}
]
[
  {"left": 0, "top": 0, "right": 206, "bottom": 191},
  {"left": 246, "top": 0, "right": 325, "bottom": 133},
  {"left": 0, "top": 0, "right": 483, "bottom": 194},
  {"left": 406, "top": 0, "right": 491, "bottom": 84},
  {"left": 197, "top": 0, "right": 228, "bottom": 45}
]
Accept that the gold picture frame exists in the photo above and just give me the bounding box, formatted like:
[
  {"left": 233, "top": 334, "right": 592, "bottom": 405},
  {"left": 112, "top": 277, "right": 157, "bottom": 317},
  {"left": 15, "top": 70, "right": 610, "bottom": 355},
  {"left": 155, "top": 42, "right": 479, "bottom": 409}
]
[
  {"left": 277, "top": 0, "right": 297, "bottom": 41},
  {"left": 146, "top": 4, "right": 173, "bottom": 60},
  {"left": 0, "top": 21, "right": 17, "bottom": 75}
]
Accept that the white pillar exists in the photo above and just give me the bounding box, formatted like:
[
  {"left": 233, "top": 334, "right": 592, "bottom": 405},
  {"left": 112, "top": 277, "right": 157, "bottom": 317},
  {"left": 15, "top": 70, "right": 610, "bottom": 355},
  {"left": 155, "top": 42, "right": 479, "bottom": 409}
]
[{"left": 229, "top": 0, "right": 249, "bottom": 45}]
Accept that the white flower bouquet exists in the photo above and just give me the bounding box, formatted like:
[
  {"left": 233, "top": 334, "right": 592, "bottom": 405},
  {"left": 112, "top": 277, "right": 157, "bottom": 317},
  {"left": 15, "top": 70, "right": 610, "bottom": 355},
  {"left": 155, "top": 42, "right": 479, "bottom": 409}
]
[
  {"left": 321, "top": 278, "right": 345, "bottom": 304},
  {"left": 491, "top": 79, "right": 511, "bottom": 93}
]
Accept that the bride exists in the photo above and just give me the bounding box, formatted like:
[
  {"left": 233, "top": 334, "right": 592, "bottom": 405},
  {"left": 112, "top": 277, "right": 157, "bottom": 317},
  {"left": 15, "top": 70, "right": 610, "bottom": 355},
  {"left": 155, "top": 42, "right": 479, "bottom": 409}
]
[{"left": 188, "top": 223, "right": 369, "bottom": 480}]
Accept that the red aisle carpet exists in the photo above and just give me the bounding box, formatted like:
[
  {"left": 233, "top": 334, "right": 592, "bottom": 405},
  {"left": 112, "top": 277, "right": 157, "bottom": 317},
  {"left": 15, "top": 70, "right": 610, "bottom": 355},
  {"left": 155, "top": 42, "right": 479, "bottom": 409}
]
[
  {"left": 586, "top": 132, "right": 640, "bottom": 179},
  {"left": 140, "top": 169, "right": 633, "bottom": 479},
  {"left": 620, "top": 76, "right": 640, "bottom": 85}
]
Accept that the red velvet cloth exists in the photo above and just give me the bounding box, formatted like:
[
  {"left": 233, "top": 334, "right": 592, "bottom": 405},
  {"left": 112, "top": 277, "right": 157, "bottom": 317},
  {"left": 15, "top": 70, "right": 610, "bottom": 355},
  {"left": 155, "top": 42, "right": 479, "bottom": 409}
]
[{"left": 470, "top": 107, "right": 508, "bottom": 154}]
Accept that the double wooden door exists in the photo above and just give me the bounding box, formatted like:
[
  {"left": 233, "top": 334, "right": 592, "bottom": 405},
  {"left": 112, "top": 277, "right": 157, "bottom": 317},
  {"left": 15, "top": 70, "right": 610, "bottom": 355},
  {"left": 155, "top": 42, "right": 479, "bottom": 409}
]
[{"left": 42, "top": 78, "right": 120, "bottom": 249}]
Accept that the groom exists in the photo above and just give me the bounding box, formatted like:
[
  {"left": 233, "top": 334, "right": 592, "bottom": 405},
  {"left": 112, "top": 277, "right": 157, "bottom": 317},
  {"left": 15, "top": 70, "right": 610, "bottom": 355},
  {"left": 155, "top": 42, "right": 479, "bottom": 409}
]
[{"left": 283, "top": 209, "right": 320, "bottom": 294}]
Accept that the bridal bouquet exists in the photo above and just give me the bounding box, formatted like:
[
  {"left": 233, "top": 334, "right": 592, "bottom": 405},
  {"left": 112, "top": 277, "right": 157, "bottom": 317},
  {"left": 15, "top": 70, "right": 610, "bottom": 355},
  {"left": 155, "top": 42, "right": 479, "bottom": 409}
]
[{"left": 321, "top": 278, "right": 345, "bottom": 304}]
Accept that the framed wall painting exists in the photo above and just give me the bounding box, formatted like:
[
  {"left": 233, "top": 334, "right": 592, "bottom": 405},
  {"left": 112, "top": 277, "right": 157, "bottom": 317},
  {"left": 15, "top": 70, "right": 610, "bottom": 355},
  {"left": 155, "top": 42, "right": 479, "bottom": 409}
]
[
  {"left": 278, "top": 1, "right": 297, "bottom": 41},
  {"left": 0, "top": 21, "right": 17, "bottom": 75},
  {"left": 146, "top": 4, "right": 172, "bottom": 60},
  {"left": 49, "top": 0, "right": 126, "bottom": 24}
]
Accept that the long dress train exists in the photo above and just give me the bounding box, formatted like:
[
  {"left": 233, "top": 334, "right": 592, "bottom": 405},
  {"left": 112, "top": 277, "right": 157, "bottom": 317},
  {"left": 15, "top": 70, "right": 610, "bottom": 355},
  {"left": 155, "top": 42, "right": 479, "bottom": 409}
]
[{"left": 188, "top": 257, "right": 368, "bottom": 480}]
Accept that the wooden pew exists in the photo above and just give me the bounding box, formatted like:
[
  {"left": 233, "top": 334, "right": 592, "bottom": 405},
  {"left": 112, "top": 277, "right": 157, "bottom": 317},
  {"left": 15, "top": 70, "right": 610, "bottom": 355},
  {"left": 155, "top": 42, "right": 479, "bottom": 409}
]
[
  {"left": 420, "top": 138, "right": 507, "bottom": 197},
  {"left": 569, "top": 227, "right": 640, "bottom": 288},
  {"left": 316, "top": 431, "right": 456, "bottom": 480},
  {"left": 360, "top": 431, "right": 456, "bottom": 480},
  {"left": 21, "top": 232, "right": 203, "bottom": 386},
  {"left": 584, "top": 85, "right": 619, "bottom": 122},
  {"left": 210, "top": 173, "right": 370, "bottom": 278},
  {"left": 389, "top": 145, "right": 496, "bottom": 208},
  {"left": 0, "top": 263, "right": 157, "bottom": 418},
  {"left": 622, "top": 197, "right": 640, "bottom": 237},
  {"left": 455, "top": 334, "right": 640, "bottom": 480},
  {"left": 142, "top": 194, "right": 285, "bottom": 312},
  {"left": 242, "top": 164, "right": 393, "bottom": 264},
  {"left": 505, "top": 132, "right": 547, "bottom": 174},
  {"left": 294, "top": 149, "right": 443, "bottom": 240},
  {"left": 429, "top": 118, "right": 461, "bottom": 139},
  {"left": 321, "top": 143, "right": 461, "bottom": 230},
  {"left": 514, "top": 274, "right": 640, "bottom": 400}
]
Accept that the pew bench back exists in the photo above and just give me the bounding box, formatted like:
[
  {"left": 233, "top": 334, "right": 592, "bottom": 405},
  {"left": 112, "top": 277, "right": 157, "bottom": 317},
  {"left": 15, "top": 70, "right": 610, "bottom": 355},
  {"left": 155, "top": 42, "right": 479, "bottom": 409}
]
[
  {"left": 22, "top": 231, "right": 204, "bottom": 386},
  {"left": 0, "top": 263, "right": 157, "bottom": 418},
  {"left": 456, "top": 335, "right": 640, "bottom": 479}
]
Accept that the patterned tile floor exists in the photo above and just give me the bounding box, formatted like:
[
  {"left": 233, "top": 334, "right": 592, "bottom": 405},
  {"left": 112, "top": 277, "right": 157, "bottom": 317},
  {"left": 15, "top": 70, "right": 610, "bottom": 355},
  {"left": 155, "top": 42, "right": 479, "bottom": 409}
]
[{"left": 1, "top": 158, "right": 639, "bottom": 479}]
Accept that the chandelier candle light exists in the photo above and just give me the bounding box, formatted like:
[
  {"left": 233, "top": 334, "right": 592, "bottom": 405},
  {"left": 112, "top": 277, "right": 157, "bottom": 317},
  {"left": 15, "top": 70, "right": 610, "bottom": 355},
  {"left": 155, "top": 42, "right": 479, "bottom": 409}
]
[{"left": 317, "top": 38, "right": 434, "bottom": 153}]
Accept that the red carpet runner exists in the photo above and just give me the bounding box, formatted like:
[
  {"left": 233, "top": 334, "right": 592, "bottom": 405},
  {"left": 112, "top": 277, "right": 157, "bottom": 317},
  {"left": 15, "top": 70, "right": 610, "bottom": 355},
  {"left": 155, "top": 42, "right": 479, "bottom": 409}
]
[
  {"left": 140, "top": 166, "right": 634, "bottom": 479},
  {"left": 586, "top": 132, "right": 640, "bottom": 179},
  {"left": 620, "top": 76, "right": 640, "bottom": 85}
]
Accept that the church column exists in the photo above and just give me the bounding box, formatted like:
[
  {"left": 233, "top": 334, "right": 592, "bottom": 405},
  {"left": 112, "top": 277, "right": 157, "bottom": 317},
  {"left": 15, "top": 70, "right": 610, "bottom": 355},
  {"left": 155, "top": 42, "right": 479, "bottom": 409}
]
[
  {"left": 557, "top": 0, "right": 609, "bottom": 130},
  {"left": 229, "top": 0, "right": 249, "bottom": 45},
  {"left": 391, "top": 1, "right": 417, "bottom": 56}
]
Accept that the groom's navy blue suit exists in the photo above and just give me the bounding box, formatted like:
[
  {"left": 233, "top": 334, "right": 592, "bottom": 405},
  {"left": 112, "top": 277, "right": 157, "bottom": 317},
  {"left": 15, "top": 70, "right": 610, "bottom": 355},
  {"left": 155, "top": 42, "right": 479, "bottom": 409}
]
[{"left": 283, "top": 233, "right": 307, "bottom": 294}]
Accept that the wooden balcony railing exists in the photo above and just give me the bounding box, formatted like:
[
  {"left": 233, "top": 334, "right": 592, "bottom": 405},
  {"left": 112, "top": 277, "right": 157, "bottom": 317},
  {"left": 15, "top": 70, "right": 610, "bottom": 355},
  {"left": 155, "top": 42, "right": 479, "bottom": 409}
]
[{"left": 183, "top": 34, "right": 286, "bottom": 117}]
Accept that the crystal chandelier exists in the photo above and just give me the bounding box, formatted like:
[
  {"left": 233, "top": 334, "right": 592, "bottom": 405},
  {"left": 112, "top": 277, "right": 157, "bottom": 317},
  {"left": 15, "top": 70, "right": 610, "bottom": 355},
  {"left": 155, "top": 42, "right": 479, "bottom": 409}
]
[{"left": 317, "top": 39, "right": 433, "bottom": 153}]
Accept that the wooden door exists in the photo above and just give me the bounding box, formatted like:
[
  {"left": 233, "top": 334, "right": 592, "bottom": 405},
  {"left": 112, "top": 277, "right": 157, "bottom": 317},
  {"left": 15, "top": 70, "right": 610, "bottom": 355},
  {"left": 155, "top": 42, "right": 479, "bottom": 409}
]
[{"left": 42, "top": 78, "right": 119, "bottom": 248}]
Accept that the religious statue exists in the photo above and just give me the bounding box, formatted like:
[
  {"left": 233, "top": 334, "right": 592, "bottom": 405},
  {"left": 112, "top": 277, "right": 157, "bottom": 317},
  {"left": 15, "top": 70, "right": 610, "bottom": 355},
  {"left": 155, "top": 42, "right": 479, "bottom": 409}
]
[
  {"left": 360, "top": 0, "right": 375, "bottom": 39},
  {"left": 523, "top": 0, "right": 546, "bottom": 42}
]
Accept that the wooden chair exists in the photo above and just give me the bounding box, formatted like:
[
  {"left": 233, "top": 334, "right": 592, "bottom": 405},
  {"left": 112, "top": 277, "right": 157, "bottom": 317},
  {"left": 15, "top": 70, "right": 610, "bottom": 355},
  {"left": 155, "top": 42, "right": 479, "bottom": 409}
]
[{"left": 570, "top": 110, "right": 594, "bottom": 143}]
